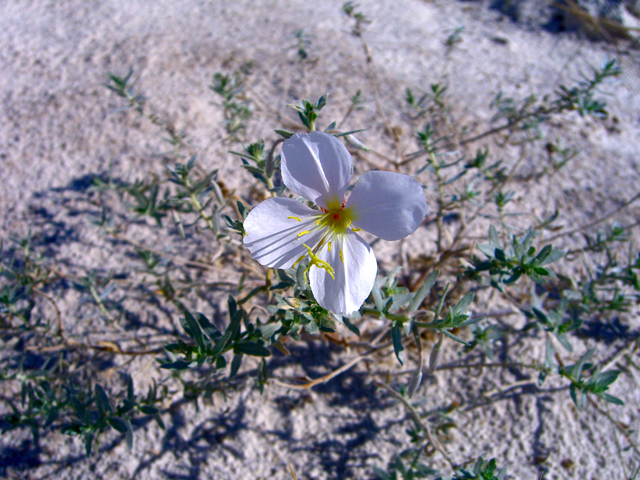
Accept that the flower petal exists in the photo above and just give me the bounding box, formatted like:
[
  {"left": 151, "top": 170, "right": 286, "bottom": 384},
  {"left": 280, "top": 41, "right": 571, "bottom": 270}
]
[
  {"left": 346, "top": 171, "right": 428, "bottom": 241},
  {"left": 309, "top": 231, "right": 377, "bottom": 315},
  {"left": 281, "top": 131, "right": 353, "bottom": 209},
  {"left": 243, "top": 197, "right": 323, "bottom": 269}
]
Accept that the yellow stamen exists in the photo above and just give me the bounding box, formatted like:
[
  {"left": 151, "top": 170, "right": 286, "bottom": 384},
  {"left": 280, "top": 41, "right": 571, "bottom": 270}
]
[
  {"left": 327, "top": 241, "right": 332, "bottom": 252},
  {"left": 339, "top": 250, "right": 344, "bottom": 263},
  {"left": 292, "top": 254, "right": 306, "bottom": 268},
  {"left": 288, "top": 216, "right": 302, "bottom": 222},
  {"left": 297, "top": 230, "right": 310, "bottom": 237},
  {"left": 302, "top": 244, "right": 335, "bottom": 280},
  {"left": 314, "top": 204, "right": 358, "bottom": 235},
  {"left": 352, "top": 227, "right": 361, "bottom": 232}
]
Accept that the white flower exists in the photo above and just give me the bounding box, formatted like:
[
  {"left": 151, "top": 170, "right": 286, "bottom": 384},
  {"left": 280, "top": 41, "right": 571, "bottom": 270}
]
[{"left": 243, "top": 131, "right": 428, "bottom": 314}]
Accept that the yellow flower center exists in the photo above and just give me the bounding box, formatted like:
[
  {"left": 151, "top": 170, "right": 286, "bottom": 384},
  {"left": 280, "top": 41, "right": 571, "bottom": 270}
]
[
  {"left": 289, "top": 198, "right": 361, "bottom": 281},
  {"left": 316, "top": 198, "right": 357, "bottom": 236}
]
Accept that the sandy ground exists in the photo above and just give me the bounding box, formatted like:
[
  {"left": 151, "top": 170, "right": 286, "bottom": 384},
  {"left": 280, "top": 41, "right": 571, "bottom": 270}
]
[{"left": 1, "top": 0, "right": 640, "bottom": 479}]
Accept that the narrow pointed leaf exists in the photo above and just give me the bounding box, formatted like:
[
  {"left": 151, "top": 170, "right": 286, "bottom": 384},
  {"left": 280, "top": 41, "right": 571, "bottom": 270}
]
[
  {"left": 159, "top": 360, "right": 192, "bottom": 370},
  {"left": 108, "top": 417, "right": 128, "bottom": 434},
  {"left": 230, "top": 353, "right": 243, "bottom": 377},
  {"left": 95, "top": 384, "right": 111, "bottom": 415},
  {"left": 184, "top": 310, "right": 205, "bottom": 352},
  {"left": 539, "top": 248, "right": 565, "bottom": 266},
  {"left": 408, "top": 270, "right": 439, "bottom": 312},
  {"left": 391, "top": 325, "right": 405, "bottom": 365},
  {"left": 235, "top": 341, "right": 271, "bottom": 357}
]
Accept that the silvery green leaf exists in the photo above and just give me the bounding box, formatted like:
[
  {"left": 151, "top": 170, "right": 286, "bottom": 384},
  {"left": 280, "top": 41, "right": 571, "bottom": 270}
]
[
  {"left": 458, "top": 315, "right": 483, "bottom": 327},
  {"left": 235, "top": 341, "right": 271, "bottom": 357},
  {"left": 408, "top": 270, "right": 438, "bottom": 312},
  {"left": 489, "top": 225, "right": 500, "bottom": 245},
  {"left": 391, "top": 325, "right": 404, "bottom": 366},
  {"left": 44, "top": 408, "right": 58, "bottom": 429},
  {"left": 274, "top": 129, "right": 294, "bottom": 138},
  {"left": 139, "top": 406, "right": 159, "bottom": 415},
  {"left": 85, "top": 432, "right": 94, "bottom": 456},
  {"left": 184, "top": 310, "right": 205, "bottom": 352},
  {"left": 539, "top": 248, "right": 565, "bottom": 266},
  {"left": 159, "top": 360, "right": 192, "bottom": 370},
  {"left": 521, "top": 229, "right": 537, "bottom": 250},
  {"left": 125, "top": 418, "right": 134, "bottom": 450},
  {"left": 258, "top": 321, "right": 281, "bottom": 340},
  {"left": 305, "top": 320, "right": 320, "bottom": 335},
  {"left": 95, "top": 384, "right": 111, "bottom": 415},
  {"left": 237, "top": 200, "right": 249, "bottom": 220},
  {"left": 477, "top": 243, "right": 497, "bottom": 258},
  {"left": 532, "top": 307, "right": 548, "bottom": 324},
  {"left": 230, "top": 353, "right": 243, "bottom": 377},
  {"left": 514, "top": 242, "right": 524, "bottom": 260},
  {"left": 427, "top": 333, "right": 443, "bottom": 375},
  {"left": 343, "top": 316, "right": 361, "bottom": 337},
  {"left": 215, "top": 355, "right": 226, "bottom": 370},
  {"left": 603, "top": 393, "right": 624, "bottom": 405},
  {"left": 594, "top": 370, "right": 620, "bottom": 388},
  {"left": 556, "top": 332, "right": 573, "bottom": 352},
  {"left": 316, "top": 94, "right": 328, "bottom": 109},
  {"left": 407, "top": 368, "right": 422, "bottom": 398},
  {"left": 390, "top": 292, "right": 413, "bottom": 311},
  {"left": 544, "top": 338, "right": 556, "bottom": 373},
  {"left": 211, "top": 309, "right": 243, "bottom": 357},
  {"left": 372, "top": 281, "right": 384, "bottom": 312},
  {"left": 196, "top": 312, "right": 221, "bottom": 342},
  {"left": 345, "top": 134, "right": 370, "bottom": 151},
  {"left": 296, "top": 262, "right": 307, "bottom": 291},
  {"left": 442, "top": 329, "right": 468, "bottom": 345},
  {"left": 107, "top": 417, "right": 128, "bottom": 434},
  {"left": 534, "top": 244, "right": 552, "bottom": 265},
  {"left": 453, "top": 292, "right": 474, "bottom": 316}
]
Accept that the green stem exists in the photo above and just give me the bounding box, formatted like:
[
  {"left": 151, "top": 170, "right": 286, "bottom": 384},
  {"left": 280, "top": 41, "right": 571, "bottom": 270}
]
[
  {"left": 188, "top": 183, "right": 215, "bottom": 231},
  {"left": 89, "top": 285, "right": 113, "bottom": 321},
  {"left": 429, "top": 151, "right": 446, "bottom": 253},
  {"left": 360, "top": 308, "right": 408, "bottom": 323},
  {"left": 265, "top": 176, "right": 275, "bottom": 192}
]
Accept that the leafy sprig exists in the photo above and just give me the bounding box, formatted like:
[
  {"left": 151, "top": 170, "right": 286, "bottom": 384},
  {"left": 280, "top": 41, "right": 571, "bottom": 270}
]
[{"left": 470, "top": 226, "right": 565, "bottom": 288}]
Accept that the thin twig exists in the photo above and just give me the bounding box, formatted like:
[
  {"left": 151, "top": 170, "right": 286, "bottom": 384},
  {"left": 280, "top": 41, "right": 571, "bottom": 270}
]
[
  {"left": 565, "top": 218, "right": 640, "bottom": 255},
  {"left": 436, "top": 361, "right": 540, "bottom": 372},
  {"left": 546, "top": 191, "right": 640, "bottom": 242},
  {"left": 288, "top": 463, "right": 298, "bottom": 480},
  {"left": 481, "top": 378, "right": 536, "bottom": 398},
  {"left": 244, "top": 84, "right": 303, "bottom": 130},
  {"left": 33, "top": 288, "right": 64, "bottom": 338},
  {"left": 26, "top": 338, "right": 164, "bottom": 356},
  {"left": 589, "top": 397, "right": 640, "bottom": 457},
  {"left": 272, "top": 343, "right": 391, "bottom": 390},
  {"left": 374, "top": 380, "right": 456, "bottom": 471},
  {"left": 112, "top": 232, "right": 239, "bottom": 274},
  {"left": 602, "top": 340, "right": 638, "bottom": 372}
]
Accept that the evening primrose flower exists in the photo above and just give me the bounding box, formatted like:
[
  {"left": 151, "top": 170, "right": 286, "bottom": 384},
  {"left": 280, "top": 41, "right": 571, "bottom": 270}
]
[{"left": 243, "top": 131, "right": 428, "bottom": 314}]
